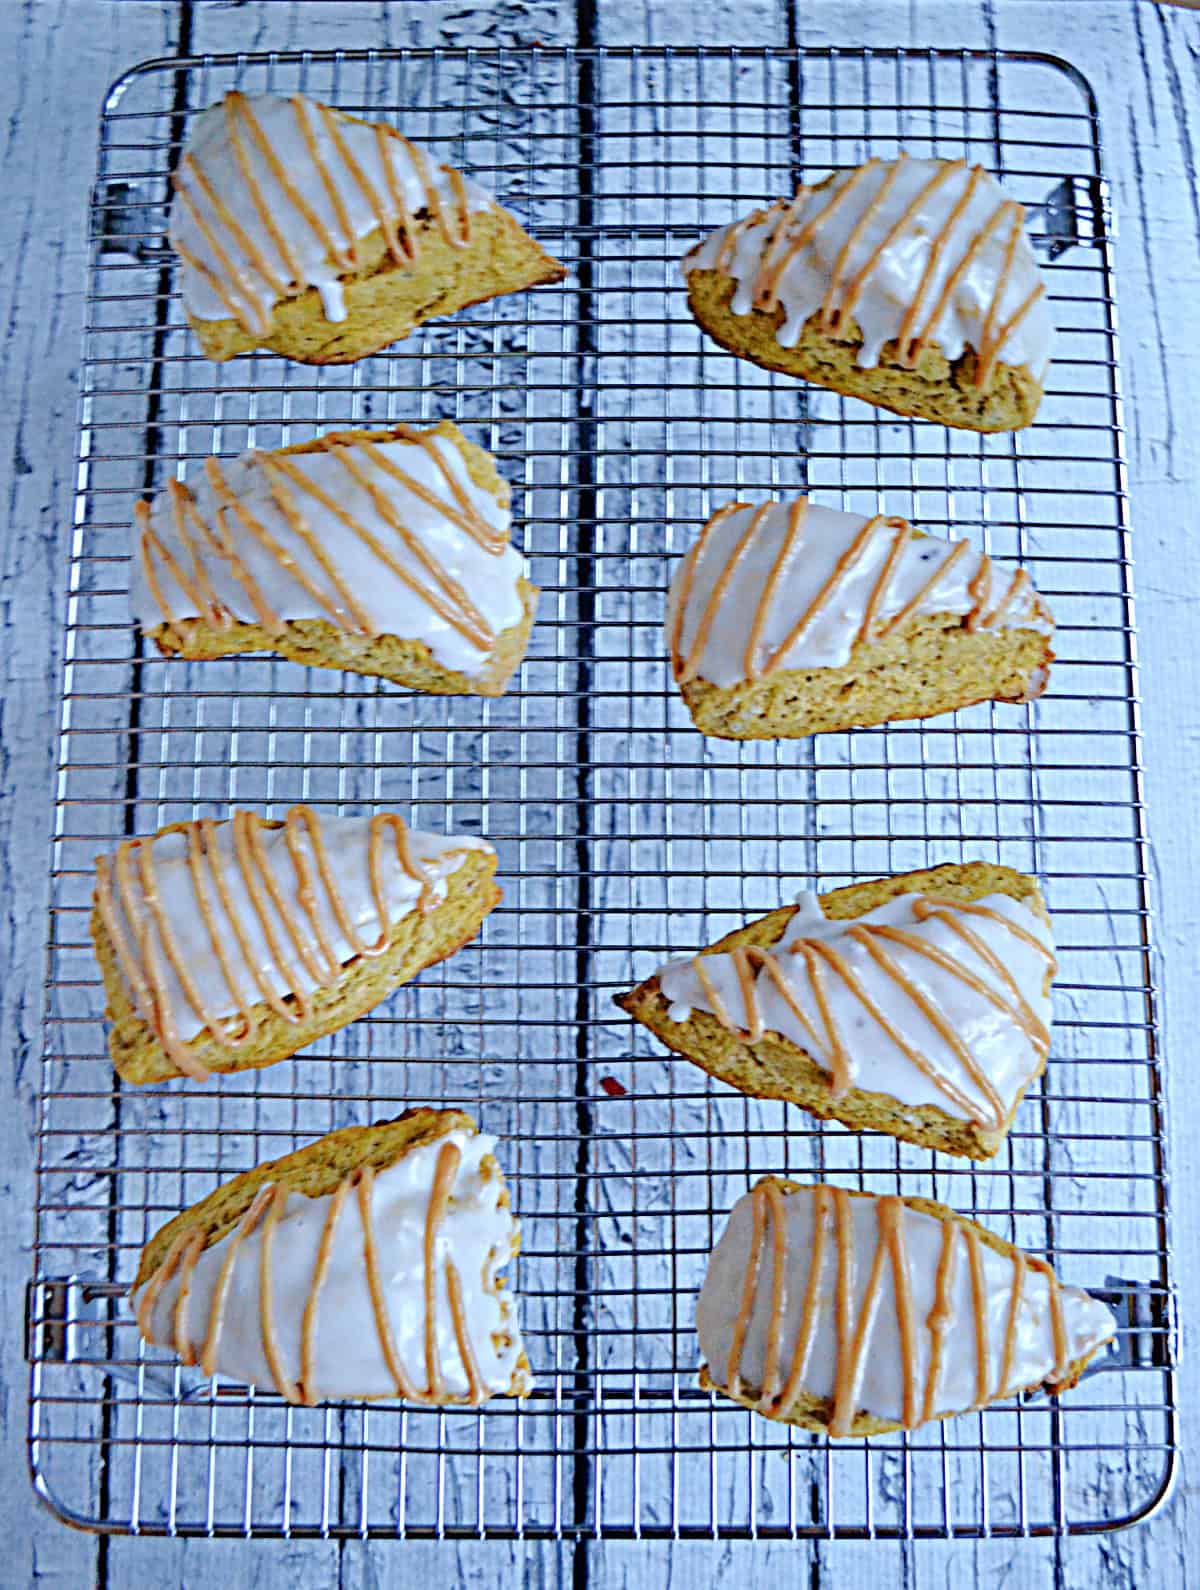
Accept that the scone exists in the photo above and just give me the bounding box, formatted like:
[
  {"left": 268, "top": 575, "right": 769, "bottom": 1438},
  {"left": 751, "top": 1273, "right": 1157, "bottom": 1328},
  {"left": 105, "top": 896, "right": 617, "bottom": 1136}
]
[
  {"left": 91, "top": 806, "right": 500, "bottom": 1085},
  {"left": 683, "top": 153, "right": 1052, "bottom": 431},
  {"left": 698, "top": 1179, "right": 1114, "bottom": 1437},
  {"left": 134, "top": 419, "right": 538, "bottom": 696},
  {"left": 170, "top": 91, "right": 566, "bottom": 363},
  {"left": 617, "top": 861, "right": 1055, "bottom": 1160},
  {"left": 132, "top": 1108, "right": 531, "bottom": 1406},
  {"left": 668, "top": 495, "right": 1053, "bottom": 739}
]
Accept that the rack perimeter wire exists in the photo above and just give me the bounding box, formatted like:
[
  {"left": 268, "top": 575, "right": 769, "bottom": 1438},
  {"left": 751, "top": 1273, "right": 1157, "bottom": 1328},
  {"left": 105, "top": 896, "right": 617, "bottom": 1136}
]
[{"left": 28, "top": 45, "right": 1175, "bottom": 1541}]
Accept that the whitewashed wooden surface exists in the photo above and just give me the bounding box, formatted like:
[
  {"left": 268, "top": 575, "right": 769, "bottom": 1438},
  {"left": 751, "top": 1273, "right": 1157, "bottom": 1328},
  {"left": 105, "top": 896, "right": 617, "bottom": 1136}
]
[{"left": 2, "top": 0, "right": 1197, "bottom": 1584}]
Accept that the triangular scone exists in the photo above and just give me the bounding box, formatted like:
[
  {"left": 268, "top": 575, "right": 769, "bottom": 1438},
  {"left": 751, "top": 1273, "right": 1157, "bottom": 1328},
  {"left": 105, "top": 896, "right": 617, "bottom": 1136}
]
[
  {"left": 132, "top": 1109, "right": 532, "bottom": 1405},
  {"left": 698, "top": 1180, "right": 1114, "bottom": 1437},
  {"left": 617, "top": 861, "right": 1054, "bottom": 1160},
  {"left": 682, "top": 154, "right": 1052, "bottom": 431},
  {"left": 133, "top": 420, "right": 537, "bottom": 696},
  {"left": 91, "top": 806, "right": 500, "bottom": 1085},
  {"left": 170, "top": 92, "right": 566, "bottom": 364},
  {"left": 667, "top": 495, "right": 1053, "bottom": 738}
]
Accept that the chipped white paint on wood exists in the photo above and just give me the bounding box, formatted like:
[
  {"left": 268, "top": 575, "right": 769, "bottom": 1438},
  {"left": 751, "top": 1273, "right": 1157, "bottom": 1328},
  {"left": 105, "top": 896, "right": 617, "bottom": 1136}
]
[{"left": 1, "top": 1, "right": 1196, "bottom": 1585}]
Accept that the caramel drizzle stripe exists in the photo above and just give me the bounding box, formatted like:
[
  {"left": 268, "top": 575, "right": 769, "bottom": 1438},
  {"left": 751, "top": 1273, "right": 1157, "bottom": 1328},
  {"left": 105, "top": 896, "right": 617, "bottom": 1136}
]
[
  {"left": 1030, "top": 1256, "right": 1069, "bottom": 1379},
  {"left": 185, "top": 820, "right": 257, "bottom": 1046},
  {"left": 668, "top": 503, "right": 747, "bottom": 679},
  {"left": 257, "top": 458, "right": 378, "bottom": 634},
  {"left": 977, "top": 280, "right": 1046, "bottom": 389},
  {"left": 357, "top": 1166, "right": 423, "bottom": 1400},
  {"left": 268, "top": 452, "right": 492, "bottom": 649},
  {"left": 809, "top": 932, "right": 993, "bottom": 1122},
  {"left": 233, "top": 811, "right": 321, "bottom": 1015},
  {"left": 760, "top": 512, "right": 882, "bottom": 675},
  {"left": 290, "top": 98, "right": 356, "bottom": 270},
  {"left": 203, "top": 457, "right": 351, "bottom": 632},
  {"left": 742, "top": 497, "right": 808, "bottom": 681},
  {"left": 913, "top": 901, "right": 1050, "bottom": 1053},
  {"left": 819, "top": 158, "right": 907, "bottom": 333},
  {"left": 284, "top": 805, "right": 363, "bottom": 981},
  {"left": 259, "top": 1184, "right": 301, "bottom": 1403},
  {"left": 134, "top": 1228, "right": 193, "bottom": 1341},
  {"left": 855, "top": 517, "right": 912, "bottom": 647},
  {"left": 979, "top": 568, "right": 1030, "bottom": 630},
  {"left": 896, "top": 165, "right": 985, "bottom": 364},
  {"left": 830, "top": 1194, "right": 889, "bottom": 1438},
  {"left": 444, "top": 1259, "right": 487, "bottom": 1404},
  {"left": 171, "top": 180, "right": 273, "bottom": 335},
  {"left": 758, "top": 1181, "right": 790, "bottom": 1406},
  {"left": 725, "top": 1183, "right": 768, "bottom": 1394},
  {"left": 831, "top": 1191, "right": 855, "bottom": 1422},
  {"left": 371, "top": 811, "right": 437, "bottom": 926},
  {"left": 879, "top": 1198, "right": 919, "bottom": 1429},
  {"left": 923, "top": 1218, "right": 959, "bottom": 1423},
  {"left": 175, "top": 480, "right": 284, "bottom": 635},
  {"left": 392, "top": 131, "right": 470, "bottom": 248},
  {"left": 171, "top": 1233, "right": 206, "bottom": 1365},
  {"left": 165, "top": 486, "right": 230, "bottom": 626},
  {"left": 874, "top": 538, "right": 971, "bottom": 639},
  {"left": 838, "top": 158, "right": 965, "bottom": 331},
  {"left": 200, "top": 1186, "right": 274, "bottom": 1377},
  {"left": 714, "top": 198, "right": 789, "bottom": 273},
  {"left": 387, "top": 426, "right": 507, "bottom": 551},
  {"left": 731, "top": 948, "right": 763, "bottom": 1041},
  {"left": 771, "top": 1185, "right": 829, "bottom": 1415},
  {"left": 910, "top": 199, "right": 1023, "bottom": 371},
  {"left": 423, "top": 1142, "right": 463, "bottom": 1399},
  {"left": 230, "top": 93, "right": 348, "bottom": 270},
  {"left": 964, "top": 1225, "right": 991, "bottom": 1407},
  {"left": 180, "top": 150, "right": 291, "bottom": 295},
  {"left": 170, "top": 236, "right": 258, "bottom": 330},
  {"left": 924, "top": 896, "right": 1057, "bottom": 967},
  {"left": 677, "top": 503, "right": 771, "bottom": 684},
  {"left": 752, "top": 195, "right": 807, "bottom": 297},
  {"left": 754, "top": 167, "right": 873, "bottom": 313},
  {"left": 746, "top": 947, "right": 826, "bottom": 1058},
  {"left": 299, "top": 1175, "right": 351, "bottom": 1405},
  {"left": 223, "top": 96, "right": 305, "bottom": 286},
  {"left": 864, "top": 920, "right": 1047, "bottom": 1055},
  {"left": 966, "top": 553, "right": 993, "bottom": 633},
  {"left": 319, "top": 102, "right": 395, "bottom": 267},
  {"left": 847, "top": 926, "right": 1007, "bottom": 1128},
  {"left": 376, "top": 124, "right": 418, "bottom": 261},
  {"left": 95, "top": 852, "right": 155, "bottom": 1024},
  {"left": 791, "top": 941, "right": 852, "bottom": 1098},
  {"left": 328, "top": 444, "right": 494, "bottom": 645},
  {"left": 974, "top": 206, "right": 1024, "bottom": 386},
  {"left": 998, "top": 1248, "right": 1027, "bottom": 1398},
  {"left": 694, "top": 956, "right": 737, "bottom": 1034},
  {"left": 136, "top": 505, "right": 219, "bottom": 633},
  {"left": 198, "top": 816, "right": 300, "bottom": 1026},
  {"left": 113, "top": 841, "right": 211, "bottom": 1081}
]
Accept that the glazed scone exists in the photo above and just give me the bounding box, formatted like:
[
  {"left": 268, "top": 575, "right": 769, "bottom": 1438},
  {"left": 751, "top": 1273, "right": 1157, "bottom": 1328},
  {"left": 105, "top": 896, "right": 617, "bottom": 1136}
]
[
  {"left": 668, "top": 495, "right": 1053, "bottom": 739},
  {"left": 91, "top": 806, "right": 500, "bottom": 1085},
  {"left": 698, "top": 1179, "right": 1114, "bottom": 1437},
  {"left": 683, "top": 154, "right": 1053, "bottom": 431},
  {"left": 134, "top": 420, "right": 537, "bottom": 696},
  {"left": 170, "top": 91, "right": 566, "bottom": 364},
  {"left": 617, "top": 861, "right": 1055, "bottom": 1160},
  {"left": 132, "top": 1108, "right": 531, "bottom": 1405}
]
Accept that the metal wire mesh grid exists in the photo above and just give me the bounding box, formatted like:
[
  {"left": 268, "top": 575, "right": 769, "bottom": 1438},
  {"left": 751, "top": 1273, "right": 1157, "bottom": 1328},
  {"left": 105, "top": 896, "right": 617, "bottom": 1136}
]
[{"left": 27, "top": 44, "right": 1174, "bottom": 1541}]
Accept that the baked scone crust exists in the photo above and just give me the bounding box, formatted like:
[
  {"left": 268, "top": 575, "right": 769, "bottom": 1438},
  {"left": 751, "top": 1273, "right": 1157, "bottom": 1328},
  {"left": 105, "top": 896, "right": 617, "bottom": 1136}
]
[
  {"left": 143, "top": 420, "right": 539, "bottom": 697},
  {"left": 93, "top": 837, "right": 500, "bottom": 1086},
  {"left": 700, "top": 1180, "right": 1107, "bottom": 1437},
  {"left": 686, "top": 267, "right": 1044, "bottom": 433},
  {"left": 187, "top": 205, "right": 565, "bottom": 365},
  {"left": 617, "top": 861, "right": 1051, "bottom": 1160},
  {"left": 679, "top": 608, "right": 1052, "bottom": 740},
  {"left": 133, "top": 1107, "right": 532, "bottom": 1399}
]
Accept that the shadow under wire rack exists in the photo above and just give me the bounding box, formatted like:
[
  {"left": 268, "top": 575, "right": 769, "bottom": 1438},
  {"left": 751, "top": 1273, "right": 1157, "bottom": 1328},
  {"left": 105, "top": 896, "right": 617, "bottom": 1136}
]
[{"left": 28, "top": 44, "right": 1175, "bottom": 1541}]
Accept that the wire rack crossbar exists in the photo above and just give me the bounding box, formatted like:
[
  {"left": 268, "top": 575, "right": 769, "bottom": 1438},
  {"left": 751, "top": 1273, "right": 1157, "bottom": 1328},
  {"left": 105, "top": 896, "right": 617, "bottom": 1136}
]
[{"left": 29, "top": 44, "right": 1174, "bottom": 1541}]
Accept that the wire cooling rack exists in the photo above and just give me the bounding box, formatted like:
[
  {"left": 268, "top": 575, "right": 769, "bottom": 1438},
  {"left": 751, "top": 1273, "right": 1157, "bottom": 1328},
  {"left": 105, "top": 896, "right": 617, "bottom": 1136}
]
[{"left": 27, "top": 44, "right": 1174, "bottom": 1542}]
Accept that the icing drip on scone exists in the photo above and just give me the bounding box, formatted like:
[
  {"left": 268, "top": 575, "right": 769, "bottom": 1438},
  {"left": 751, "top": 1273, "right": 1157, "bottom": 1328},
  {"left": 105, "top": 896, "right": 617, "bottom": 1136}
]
[
  {"left": 683, "top": 155, "right": 1053, "bottom": 384},
  {"left": 94, "top": 807, "right": 491, "bottom": 1078},
  {"left": 170, "top": 92, "right": 494, "bottom": 331},
  {"left": 667, "top": 497, "right": 1053, "bottom": 688},
  {"left": 657, "top": 890, "right": 1056, "bottom": 1127},
  {"left": 698, "top": 1182, "right": 1115, "bottom": 1432},
  {"left": 131, "top": 427, "right": 527, "bottom": 679},
  {"left": 133, "top": 1128, "right": 529, "bottom": 1404}
]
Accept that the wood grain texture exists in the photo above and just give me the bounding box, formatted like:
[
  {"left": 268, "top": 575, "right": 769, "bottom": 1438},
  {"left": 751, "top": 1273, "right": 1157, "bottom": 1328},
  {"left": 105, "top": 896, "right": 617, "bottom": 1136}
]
[{"left": 1, "top": 0, "right": 1196, "bottom": 1586}]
